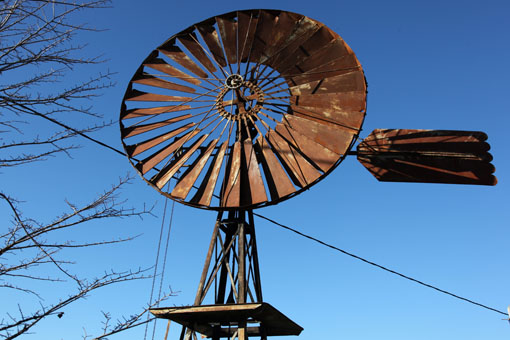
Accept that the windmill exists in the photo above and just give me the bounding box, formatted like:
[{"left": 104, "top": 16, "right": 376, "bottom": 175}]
[{"left": 119, "top": 9, "right": 497, "bottom": 340}]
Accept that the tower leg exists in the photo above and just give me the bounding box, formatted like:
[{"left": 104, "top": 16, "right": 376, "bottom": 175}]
[
  {"left": 150, "top": 210, "right": 302, "bottom": 339},
  {"left": 194, "top": 210, "right": 262, "bottom": 307}
]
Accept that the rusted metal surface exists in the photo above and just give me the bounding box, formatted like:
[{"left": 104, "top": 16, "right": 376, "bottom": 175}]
[
  {"left": 221, "top": 141, "right": 242, "bottom": 207},
  {"left": 275, "top": 122, "right": 339, "bottom": 172},
  {"left": 125, "top": 89, "right": 191, "bottom": 102},
  {"left": 242, "top": 138, "right": 268, "bottom": 205},
  {"left": 236, "top": 11, "right": 258, "bottom": 62},
  {"left": 255, "top": 137, "right": 295, "bottom": 200},
  {"left": 122, "top": 119, "right": 193, "bottom": 139},
  {"left": 357, "top": 129, "right": 497, "bottom": 185},
  {"left": 132, "top": 73, "right": 197, "bottom": 93},
  {"left": 191, "top": 141, "right": 228, "bottom": 206},
  {"left": 120, "top": 9, "right": 367, "bottom": 210},
  {"left": 215, "top": 16, "right": 238, "bottom": 65},
  {"left": 158, "top": 45, "right": 209, "bottom": 78},
  {"left": 266, "top": 129, "right": 321, "bottom": 188},
  {"left": 144, "top": 57, "right": 202, "bottom": 86},
  {"left": 196, "top": 22, "right": 228, "bottom": 67},
  {"left": 172, "top": 139, "right": 218, "bottom": 200},
  {"left": 122, "top": 105, "right": 192, "bottom": 119},
  {"left": 125, "top": 123, "right": 195, "bottom": 156},
  {"left": 177, "top": 33, "right": 218, "bottom": 74},
  {"left": 136, "top": 129, "right": 200, "bottom": 174},
  {"left": 284, "top": 114, "right": 353, "bottom": 155},
  {"left": 153, "top": 134, "right": 209, "bottom": 189}
]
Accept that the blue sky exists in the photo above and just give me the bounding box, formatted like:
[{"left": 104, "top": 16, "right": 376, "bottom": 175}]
[{"left": 2, "top": 0, "right": 510, "bottom": 339}]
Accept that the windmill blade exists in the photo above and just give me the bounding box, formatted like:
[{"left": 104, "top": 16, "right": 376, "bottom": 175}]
[
  {"left": 120, "top": 9, "right": 367, "bottom": 210},
  {"left": 357, "top": 129, "right": 497, "bottom": 186}
]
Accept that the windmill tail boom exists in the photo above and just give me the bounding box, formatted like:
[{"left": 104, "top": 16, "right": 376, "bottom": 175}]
[{"left": 356, "top": 129, "right": 497, "bottom": 185}]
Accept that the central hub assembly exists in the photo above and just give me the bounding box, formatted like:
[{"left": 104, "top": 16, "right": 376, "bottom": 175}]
[
  {"left": 216, "top": 78, "right": 264, "bottom": 121},
  {"left": 225, "top": 74, "right": 244, "bottom": 89}
]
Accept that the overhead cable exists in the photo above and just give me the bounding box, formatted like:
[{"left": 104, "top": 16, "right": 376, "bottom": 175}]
[
  {"left": 36, "top": 115, "right": 506, "bottom": 317},
  {"left": 253, "top": 212, "right": 506, "bottom": 316}
]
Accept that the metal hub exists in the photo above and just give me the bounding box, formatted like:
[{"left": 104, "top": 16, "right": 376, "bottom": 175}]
[
  {"left": 225, "top": 74, "right": 244, "bottom": 89},
  {"left": 216, "top": 80, "right": 265, "bottom": 121}
]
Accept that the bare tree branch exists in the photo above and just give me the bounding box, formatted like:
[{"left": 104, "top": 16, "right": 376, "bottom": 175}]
[
  {"left": 0, "top": 2, "right": 177, "bottom": 339},
  {"left": 0, "top": 0, "right": 114, "bottom": 168},
  {"left": 88, "top": 289, "right": 178, "bottom": 340}
]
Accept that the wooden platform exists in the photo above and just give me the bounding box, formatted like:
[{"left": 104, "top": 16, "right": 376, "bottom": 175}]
[{"left": 150, "top": 303, "right": 303, "bottom": 338}]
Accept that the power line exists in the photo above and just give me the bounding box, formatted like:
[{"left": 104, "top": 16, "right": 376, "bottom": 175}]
[
  {"left": 253, "top": 212, "right": 507, "bottom": 316},
  {"left": 17, "top": 103, "right": 127, "bottom": 158},
  {"left": 36, "top": 114, "right": 506, "bottom": 317}
]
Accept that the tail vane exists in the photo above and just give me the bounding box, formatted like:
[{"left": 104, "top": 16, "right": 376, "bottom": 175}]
[{"left": 357, "top": 129, "right": 497, "bottom": 186}]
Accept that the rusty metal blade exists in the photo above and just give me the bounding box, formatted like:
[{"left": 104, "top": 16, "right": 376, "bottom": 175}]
[
  {"left": 284, "top": 114, "right": 354, "bottom": 155},
  {"left": 281, "top": 38, "right": 352, "bottom": 81},
  {"left": 254, "top": 137, "right": 295, "bottom": 200},
  {"left": 275, "top": 122, "right": 339, "bottom": 172},
  {"left": 290, "top": 91, "right": 366, "bottom": 113},
  {"left": 263, "top": 11, "right": 302, "bottom": 62},
  {"left": 144, "top": 57, "right": 201, "bottom": 86},
  {"left": 172, "top": 138, "right": 219, "bottom": 200},
  {"left": 125, "top": 89, "right": 191, "bottom": 102},
  {"left": 122, "top": 117, "right": 193, "bottom": 138},
  {"left": 357, "top": 129, "right": 497, "bottom": 185},
  {"left": 216, "top": 15, "right": 237, "bottom": 65},
  {"left": 266, "top": 129, "right": 321, "bottom": 188},
  {"left": 249, "top": 10, "right": 278, "bottom": 63},
  {"left": 122, "top": 105, "right": 192, "bottom": 119},
  {"left": 275, "top": 25, "right": 335, "bottom": 73},
  {"left": 269, "top": 16, "right": 321, "bottom": 69},
  {"left": 196, "top": 22, "right": 227, "bottom": 67},
  {"left": 287, "top": 54, "right": 360, "bottom": 86},
  {"left": 159, "top": 45, "right": 209, "bottom": 79},
  {"left": 125, "top": 122, "right": 196, "bottom": 157},
  {"left": 136, "top": 129, "right": 200, "bottom": 175},
  {"left": 290, "top": 104, "right": 363, "bottom": 132},
  {"left": 241, "top": 139, "right": 267, "bottom": 206},
  {"left": 190, "top": 141, "right": 228, "bottom": 206},
  {"left": 236, "top": 11, "right": 258, "bottom": 62},
  {"left": 289, "top": 70, "right": 366, "bottom": 95},
  {"left": 178, "top": 33, "right": 217, "bottom": 74},
  {"left": 132, "top": 74, "right": 197, "bottom": 93},
  {"left": 359, "top": 129, "right": 490, "bottom": 154},
  {"left": 221, "top": 141, "right": 242, "bottom": 207},
  {"left": 152, "top": 134, "right": 210, "bottom": 189}
]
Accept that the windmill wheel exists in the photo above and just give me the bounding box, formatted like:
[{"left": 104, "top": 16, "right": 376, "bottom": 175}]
[{"left": 120, "top": 9, "right": 367, "bottom": 210}]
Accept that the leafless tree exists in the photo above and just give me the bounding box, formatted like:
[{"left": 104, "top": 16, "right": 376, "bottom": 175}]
[
  {"left": 0, "top": 0, "right": 114, "bottom": 167},
  {"left": 0, "top": 179, "right": 149, "bottom": 339},
  {"left": 0, "top": 1, "right": 172, "bottom": 338}
]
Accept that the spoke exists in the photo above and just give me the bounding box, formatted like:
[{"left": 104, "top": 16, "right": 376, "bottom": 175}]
[
  {"left": 242, "top": 10, "right": 261, "bottom": 80},
  {"left": 142, "top": 73, "right": 221, "bottom": 93},
  {"left": 261, "top": 79, "right": 288, "bottom": 94},
  {"left": 156, "top": 106, "right": 221, "bottom": 172},
  {"left": 263, "top": 94, "right": 292, "bottom": 101},
  {"left": 254, "top": 67, "right": 278, "bottom": 89},
  {"left": 127, "top": 83, "right": 223, "bottom": 127},
  {"left": 125, "top": 105, "right": 217, "bottom": 131},
  {"left": 237, "top": 12, "right": 253, "bottom": 75},
  {"left": 188, "top": 33, "right": 230, "bottom": 80},
  {"left": 253, "top": 63, "right": 271, "bottom": 84}
]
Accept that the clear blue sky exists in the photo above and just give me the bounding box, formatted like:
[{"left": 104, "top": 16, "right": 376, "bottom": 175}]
[{"left": 2, "top": 1, "right": 510, "bottom": 339}]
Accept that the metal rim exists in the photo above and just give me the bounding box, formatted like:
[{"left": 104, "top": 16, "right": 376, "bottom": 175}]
[{"left": 120, "top": 9, "right": 367, "bottom": 210}]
